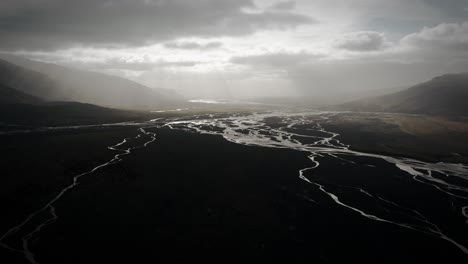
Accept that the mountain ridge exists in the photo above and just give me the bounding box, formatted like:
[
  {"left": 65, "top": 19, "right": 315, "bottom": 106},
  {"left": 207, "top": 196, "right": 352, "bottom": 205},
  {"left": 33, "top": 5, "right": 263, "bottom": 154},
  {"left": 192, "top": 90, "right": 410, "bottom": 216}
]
[
  {"left": 0, "top": 83, "right": 44, "bottom": 104},
  {"left": 339, "top": 73, "right": 468, "bottom": 117},
  {"left": 0, "top": 54, "right": 183, "bottom": 110}
]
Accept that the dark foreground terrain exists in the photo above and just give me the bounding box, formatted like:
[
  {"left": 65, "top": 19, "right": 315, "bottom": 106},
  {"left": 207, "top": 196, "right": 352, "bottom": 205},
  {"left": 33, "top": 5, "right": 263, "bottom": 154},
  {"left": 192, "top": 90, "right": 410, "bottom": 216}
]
[{"left": 1, "top": 110, "right": 468, "bottom": 263}]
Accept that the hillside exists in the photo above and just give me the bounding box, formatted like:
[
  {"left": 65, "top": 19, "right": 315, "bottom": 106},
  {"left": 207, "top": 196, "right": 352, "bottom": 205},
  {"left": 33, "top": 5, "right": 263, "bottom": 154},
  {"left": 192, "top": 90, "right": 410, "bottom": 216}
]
[
  {"left": 0, "top": 102, "right": 154, "bottom": 127},
  {"left": 340, "top": 73, "right": 468, "bottom": 116},
  {"left": 0, "top": 54, "right": 183, "bottom": 110},
  {"left": 0, "top": 83, "right": 43, "bottom": 104},
  {"left": 0, "top": 59, "right": 64, "bottom": 100},
  {"left": 0, "top": 64, "right": 154, "bottom": 126}
]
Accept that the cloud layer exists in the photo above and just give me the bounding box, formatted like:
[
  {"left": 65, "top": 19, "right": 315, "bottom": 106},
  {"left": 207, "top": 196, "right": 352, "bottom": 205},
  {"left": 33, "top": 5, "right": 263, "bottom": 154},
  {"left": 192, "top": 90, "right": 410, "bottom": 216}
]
[
  {"left": 164, "top": 41, "right": 223, "bottom": 51},
  {"left": 231, "top": 51, "right": 323, "bottom": 67},
  {"left": 334, "top": 31, "right": 389, "bottom": 51},
  {"left": 0, "top": 0, "right": 315, "bottom": 50},
  {"left": 402, "top": 22, "right": 468, "bottom": 51},
  {"left": 1, "top": 1, "right": 467, "bottom": 99}
]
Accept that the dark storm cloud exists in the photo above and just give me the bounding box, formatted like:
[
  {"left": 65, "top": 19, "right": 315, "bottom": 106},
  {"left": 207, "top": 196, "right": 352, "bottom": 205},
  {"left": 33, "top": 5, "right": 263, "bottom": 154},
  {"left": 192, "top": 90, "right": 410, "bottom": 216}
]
[{"left": 0, "top": 0, "right": 315, "bottom": 51}]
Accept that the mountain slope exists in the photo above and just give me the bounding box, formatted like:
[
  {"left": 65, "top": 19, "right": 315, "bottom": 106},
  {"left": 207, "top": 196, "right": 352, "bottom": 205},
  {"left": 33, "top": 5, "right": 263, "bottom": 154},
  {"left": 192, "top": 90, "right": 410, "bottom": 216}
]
[
  {"left": 0, "top": 54, "right": 183, "bottom": 110},
  {"left": 0, "top": 59, "right": 64, "bottom": 100},
  {"left": 0, "top": 84, "right": 153, "bottom": 126},
  {"left": 340, "top": 73, "right": 468, "bottom": 116},
  {"left": 0, "top": 59, "right": 159, "bottom": 126},
  {"left": 0, "top": 83, "right": 43, "bottom": 104}
]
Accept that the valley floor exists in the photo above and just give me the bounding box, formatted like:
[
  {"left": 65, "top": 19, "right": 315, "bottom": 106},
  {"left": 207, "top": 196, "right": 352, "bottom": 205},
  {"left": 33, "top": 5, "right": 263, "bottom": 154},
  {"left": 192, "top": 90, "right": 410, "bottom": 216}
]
[{"left": 1, "top": 110, "right": 468, "bottom": 263}]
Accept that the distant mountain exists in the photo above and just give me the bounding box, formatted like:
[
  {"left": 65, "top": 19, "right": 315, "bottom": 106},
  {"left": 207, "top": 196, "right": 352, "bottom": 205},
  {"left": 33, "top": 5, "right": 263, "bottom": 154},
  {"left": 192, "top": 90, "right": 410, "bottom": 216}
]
[
  {"left": 339, "top": 73, "right": 468, "bottom": 116},
  {"left": 248, "top": 86, "right": 407, "bottom": 107},
  {"left": 0, "top": 83, "right": 43, "bottom": 104},
  {"left": 0, "top": 84, "right": 153, "bottom": 127},
  {"left": 0, "top": 54, "right": 183, "bottom": 110},
  {"left": 0, "top": 59, "right": 159, "bottom": 126},
  {"left": 0, "top": 59, "right": 64, "bottom": 100},
  {"left": 0, "top": 82, "right": 152, "bottom": 126},
  {"left": 334, "top": 86, "right": 407, "bottom": 104}
]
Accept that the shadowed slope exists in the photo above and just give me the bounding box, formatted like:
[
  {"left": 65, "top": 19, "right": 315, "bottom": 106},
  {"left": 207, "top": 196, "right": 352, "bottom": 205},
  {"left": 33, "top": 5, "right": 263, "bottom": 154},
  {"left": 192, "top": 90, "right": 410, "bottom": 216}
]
[
  {"left": 0, "top": 54, "right": 183, "bottom": 110},
  {"left": 340, "top": 73, "right": 468, "bottom": 116}
]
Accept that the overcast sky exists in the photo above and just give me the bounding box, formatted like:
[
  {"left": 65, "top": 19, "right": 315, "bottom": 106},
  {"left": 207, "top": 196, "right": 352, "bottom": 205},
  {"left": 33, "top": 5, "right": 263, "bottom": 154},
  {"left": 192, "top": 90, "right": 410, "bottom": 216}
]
[{"left": 1, "top": 0, "right": 467, "bottom": 99}]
